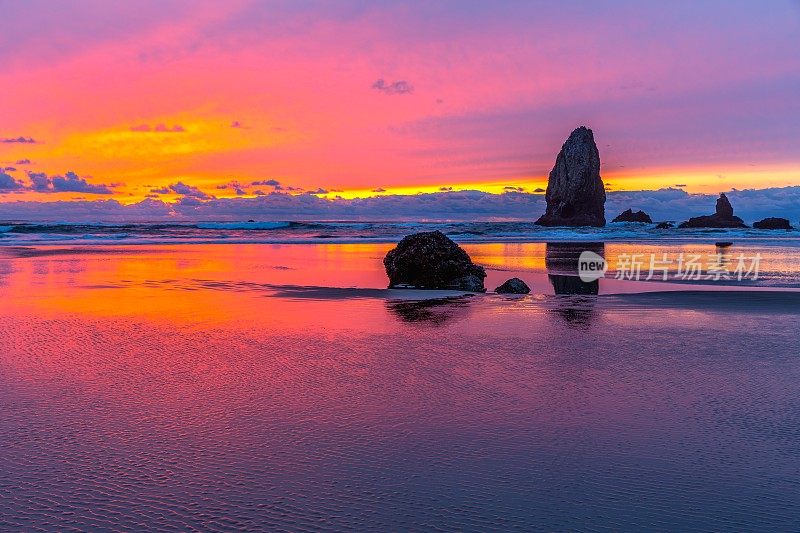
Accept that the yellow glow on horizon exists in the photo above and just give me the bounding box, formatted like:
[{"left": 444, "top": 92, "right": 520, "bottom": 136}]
[
  {"left": 43, "top": 160, "right": 800, "bottom": 206},
  {"left": 3, "top": 126, "right": 798, "bottom": 206}
]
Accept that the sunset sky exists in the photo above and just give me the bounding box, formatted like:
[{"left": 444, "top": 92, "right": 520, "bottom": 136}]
[{"left": 1, "top": 0, "right": 799, "bottom": 210}]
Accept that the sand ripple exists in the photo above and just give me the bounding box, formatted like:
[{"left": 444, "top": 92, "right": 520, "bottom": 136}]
[{"left": 1, "top": 293, "right": 799, "bottom": 530}]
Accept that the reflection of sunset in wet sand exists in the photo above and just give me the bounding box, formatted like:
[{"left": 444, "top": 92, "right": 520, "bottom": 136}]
[
  {"left": 2, "top": 243, "right": 799, "bottom": 322},
  {"left": 1, "top": 243, "right": 800, "bottom": 530}
]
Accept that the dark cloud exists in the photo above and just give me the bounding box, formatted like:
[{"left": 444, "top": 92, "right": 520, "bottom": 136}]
[
  {"left": 306, "top": 188, "right": 329, "bottom": 195},
  {"left": 1, "top": 136, "right": 37, "bottom": 144},
  {"left": 251, "top": 179, "right": 281, "bottom": 187},
  {"left": 15, "top": 159, "right": 32, "bottom": 165},
  {"left": 176, "top": 196, "right": 205, "bottom": 206},
  {"left": 230, "top": 121, "right": 249, "bottom": 129},
  {"left": 0, "top": 171, "right": 24, "bottom": 191},
  {"left": 52, "top": 171, "right": 114, "bottom": 194},
  {"left": 439, "top": 187, "right": 453, "bottom": 192},
  {"left": 149, "top": 187, "right": 170, "bottom": 194},
  {"left": 0, "top": 187, "right": 799, "bottom": 223},
  {"left": 26, "top": 171, "right": 114, "bottom": 194},
  {"left": 130, "top": 123, "right": 185, "bottom": 133},
  {"left": 372, "top": 187, "right": 386, "bottom": 193},
  {"left": 251, "top": 179, "right": 303, "bottom": 192},
  {"left": 216, "top": 181, "right": 247, "bottom": 195},
  {"left": 534, "top": 188, "right": 546, "bottom": 192},
  {"left": 28, "top": 172, "right": 50, "bottom": 192},
  {"left": 674, "top": 184, "right": 687, "bottom": 188},
  {"left": 169, "top": 181, "right": 213, "bottom": 199},
  {"left": 371, "top": 79, "right": 414, "bottom": 95},
  {"left": 504, "top": 186, "right": 525, "bottom": 192}
]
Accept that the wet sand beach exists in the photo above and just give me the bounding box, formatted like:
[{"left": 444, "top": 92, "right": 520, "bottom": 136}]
[{"left": 1, "top": 243, "right": 799, "bottom": 530}]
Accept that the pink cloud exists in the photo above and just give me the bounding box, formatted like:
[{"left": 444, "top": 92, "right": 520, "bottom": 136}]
[{"left": 0, "top": 1, "right": 798, "bottom": 195}]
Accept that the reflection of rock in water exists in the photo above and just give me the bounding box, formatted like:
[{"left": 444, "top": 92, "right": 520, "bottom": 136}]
[
  {"left": 548, "top": 274, "right": 599, "bottom": 295},
  {"left": 544, "top": 242, "right": 604, "bottom": 326},
  {"left": 386, "top": 296, "right": 473, "bottom": 326},
  {"left": 548, "top": 295, "right": 596, "bottom": 327},
  {"left": 544, "top": 242, "right": 604, "bottom": 292}
]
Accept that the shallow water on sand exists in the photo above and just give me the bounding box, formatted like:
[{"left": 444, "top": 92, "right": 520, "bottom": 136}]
[{"left": 1, "top": 244, "right": 799, "bottom": 530}]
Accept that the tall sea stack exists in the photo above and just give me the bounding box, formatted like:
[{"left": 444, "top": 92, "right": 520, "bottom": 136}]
[{"left": 535, "top": 126, "right": 606, "bottom": 227}]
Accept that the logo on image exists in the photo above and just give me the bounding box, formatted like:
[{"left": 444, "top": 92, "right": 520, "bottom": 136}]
[{"left": 578, "top": 251, "right": 607, "bottom": 282}]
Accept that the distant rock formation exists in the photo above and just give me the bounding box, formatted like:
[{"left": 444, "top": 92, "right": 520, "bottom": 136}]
[
  {"left": 678, "top": 193, "right": 748, "bottom": 228},
  {"left": 716, "top": 194, "right": 734, "bottom": 218},
  {"left": 612, "top": 208, "right": 652, "bottom": 224},
  {"left": 753, "top": 217, "right": 792, "bottom": 230},
  {"left": 384, "top": 231, "right": 486, "bottom": 292},
  {"left": 495, "top": 278, "right": 530, "bottom": 294},
  {"left": 535, "top": 126, "right": 606, "bottom": 227},
  {"left": 655, "top": 221, "right": 674, "bottom": 229}
]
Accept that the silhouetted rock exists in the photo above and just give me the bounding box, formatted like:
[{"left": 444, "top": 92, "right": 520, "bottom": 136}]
[
  {"left": 753, "top": 217, "right": 792, "bottom": 230},
  {"left": 612, "top": 208, "right": 652, "bottom": 224},
  {"left": 535, "top": 127, "right": 605, "bottom": 227},
  {"left": 384, "top": 231, "right": 486, "bottom": 291},
  {"left": 716, "top": 194, "right": 734, "bottom": 218},
  {"left": 495, "top": 277, "right": 530, "bottom": 294},
  {"left": 655, "top": 221, "right": 674, "bottom": 229},
  {"left": 678, "top": 193, "right": 748, "bottom": 228}
]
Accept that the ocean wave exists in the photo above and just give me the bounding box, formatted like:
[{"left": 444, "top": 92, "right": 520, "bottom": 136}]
[
  {"left": 0, "top": 220, "right": 797, "bottom": 246},
  {"left": 196, "top": 221, "right": 292, "bottom": 230}
]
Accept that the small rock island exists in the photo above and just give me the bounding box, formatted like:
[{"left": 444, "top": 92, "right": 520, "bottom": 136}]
[
  {"left": 678, "top": 193, "right": 748, "bottom": 228},
  {"left": 753, "top": 217, "right": 793, "bottom": 230},
  {"left": 612, "top": 208, "right": 653, "bottom": 224}
]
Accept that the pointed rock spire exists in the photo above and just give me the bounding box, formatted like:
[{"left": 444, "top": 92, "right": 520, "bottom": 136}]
[{"left": 535, "top": 126, "right": 606, "bottom": 227}]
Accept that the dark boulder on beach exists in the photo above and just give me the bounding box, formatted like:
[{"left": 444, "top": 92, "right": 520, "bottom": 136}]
[
  {"left": 535, "top": 126, "right": 606, "bottom": 227},
  {"left": 612, "top": 208, "right": 652, "bottom": 224},
  {"left": 678, "top": 193, "right": 748, "bottom": 228},
  {"left": 384, "top": 231, "right": 486, "bottom": 292},
  {"left": 753, "top": 217, "right": 792, "bottom": 230},
  {"left": 655, "top": 221, "right": 674, "bottom": 229},
  {"left": 495, "top": 277, "right": 530, "bottom": 294}
]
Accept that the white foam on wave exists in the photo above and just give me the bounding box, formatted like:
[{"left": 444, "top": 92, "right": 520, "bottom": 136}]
[{"left": 196, "top": 221, "right": 292, "bottom": 230}]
